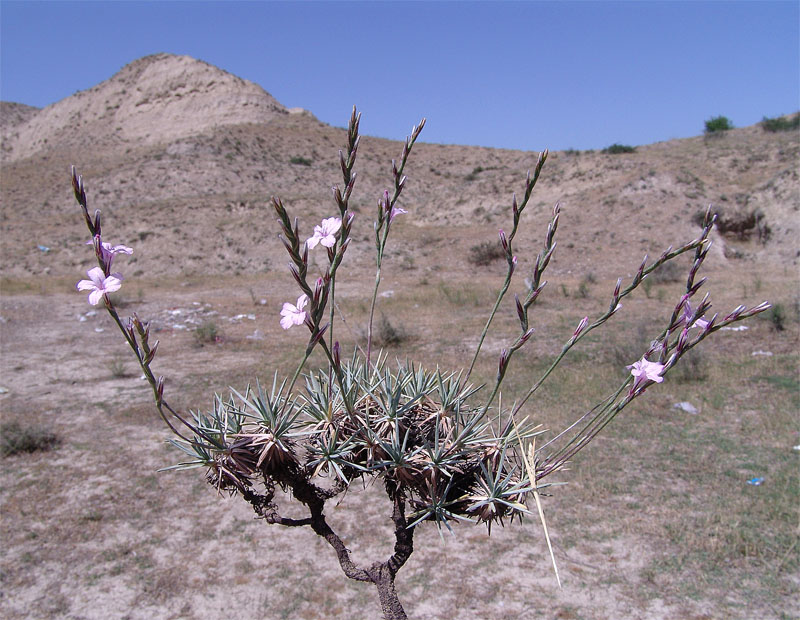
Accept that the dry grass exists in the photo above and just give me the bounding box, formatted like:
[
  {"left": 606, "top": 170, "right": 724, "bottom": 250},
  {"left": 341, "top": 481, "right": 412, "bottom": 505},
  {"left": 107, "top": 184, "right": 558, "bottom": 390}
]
[{"left": 1, "top": 263, "right": 796, "bottom": 619}]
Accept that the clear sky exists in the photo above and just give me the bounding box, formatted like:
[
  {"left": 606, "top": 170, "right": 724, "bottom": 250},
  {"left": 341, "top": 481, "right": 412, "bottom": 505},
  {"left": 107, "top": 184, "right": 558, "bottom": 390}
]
[{"left": 1, "top": 1, "right": 798, "bottom": 151}]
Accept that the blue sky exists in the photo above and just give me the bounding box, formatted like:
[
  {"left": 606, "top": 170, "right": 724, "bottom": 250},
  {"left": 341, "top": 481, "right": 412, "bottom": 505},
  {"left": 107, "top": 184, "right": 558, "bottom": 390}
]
[{"left": 1, "top": 1, "right": 798, "bottom": 151}]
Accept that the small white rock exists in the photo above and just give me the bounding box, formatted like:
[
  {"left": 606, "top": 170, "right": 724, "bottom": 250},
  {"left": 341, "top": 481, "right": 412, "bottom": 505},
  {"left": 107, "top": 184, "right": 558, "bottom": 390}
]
[{"left": 673, "top": 401, "right": 699, "bottom": 415}]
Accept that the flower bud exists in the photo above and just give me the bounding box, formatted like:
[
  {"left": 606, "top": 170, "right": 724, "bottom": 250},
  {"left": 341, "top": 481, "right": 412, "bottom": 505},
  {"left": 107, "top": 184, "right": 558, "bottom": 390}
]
[
  {"left": 498, "top": 349, "right": 509, "bottom": 379},
  {"left": 156, "top": 376, "right": 165, "bottom": 406},
  {"left": 677, "top": 328, "right": 689, "bottom": 353},
  {"left": 515, "top": 294, "right": 526, "bottom": 328},
  {"left": 145, "top": 340, "right": 159, "bottom": 364},
  {"left": 573, "top": 316, "right": 589, "bottom": 340},
  {"left": 519, "top": 327, "right": 535, "bottom": 346},
  {"left": 499, "top": 229, "right": 509, "bottom": 254},
  {"left": 313, "top": 277, "right": 324, "bottom": 306},
  {"left": 332, "top": 341, "right": 341, "bottom": 367}
]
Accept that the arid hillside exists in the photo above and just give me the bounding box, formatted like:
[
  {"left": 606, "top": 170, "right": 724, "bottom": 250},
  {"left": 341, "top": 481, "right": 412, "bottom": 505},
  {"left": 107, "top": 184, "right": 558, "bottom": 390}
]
[{"left": 1, "top": 53, "right": 798, "bottom": 284}]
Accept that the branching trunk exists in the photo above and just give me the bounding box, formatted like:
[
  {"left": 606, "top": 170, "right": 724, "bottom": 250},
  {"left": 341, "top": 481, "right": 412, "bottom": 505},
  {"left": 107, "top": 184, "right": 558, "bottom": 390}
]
[
  {"left": 371, "top": 564, "right": 407, "bottom": 620},
  {"left": 246, "top": 473, "right": 416, "bottom": 619}
]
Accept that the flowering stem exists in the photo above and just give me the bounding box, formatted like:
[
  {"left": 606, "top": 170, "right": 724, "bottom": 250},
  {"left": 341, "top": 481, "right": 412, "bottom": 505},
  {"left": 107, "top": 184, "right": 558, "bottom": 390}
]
[
  {"left": 466, "top": 150, "right": 548, "bottom": 383},
  {"left": 512, "top": 234, "right": 709, "bottom": 417},
  {"left": 366, "top": 119, "right": 425, "bottom": 370},
  {"left": 328, "top": 106, "right": 361, "bottom": 351}
]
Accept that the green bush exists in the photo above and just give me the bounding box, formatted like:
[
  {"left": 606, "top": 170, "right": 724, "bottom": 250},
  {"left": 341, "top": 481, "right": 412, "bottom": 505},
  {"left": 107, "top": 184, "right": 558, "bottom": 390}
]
[
  {"left": 704, "top": 116, "right": 733, "bottom": 134},
  {"left": 193, "top": 321, "right": 219, "bottom": 346},
  {"left": 1, "top": 421, "right": 60, "bottom": 456},
  {"left": 289, "top": 156, "right": 313, "bottom": 166},
  {"left": 760, "top": 114, "right": 799, "bottom": 133},
  {"left": 602, "top": 144, "right": 636, "bottom": 154},
  {"left": 766, "top": 304, "right": 786, "bottom": 332},
  {"left": 465, "top": 166, "right": 484, "bottom": 182}
]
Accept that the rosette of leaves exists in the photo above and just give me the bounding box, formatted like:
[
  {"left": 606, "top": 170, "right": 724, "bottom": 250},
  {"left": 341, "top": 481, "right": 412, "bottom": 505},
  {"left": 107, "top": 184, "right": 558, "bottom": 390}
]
[{"left": 168, "top": 355, "right": 546, "bottom": 534}]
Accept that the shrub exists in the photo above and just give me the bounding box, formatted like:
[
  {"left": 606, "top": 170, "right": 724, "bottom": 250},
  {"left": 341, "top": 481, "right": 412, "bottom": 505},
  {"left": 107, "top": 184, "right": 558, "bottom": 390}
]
[
  {"left": 1, "top": 421, "right": 60, "bottom": 456},
  {"left": 289, "top": 156, "right": 312, "bottom": 166},
  {"left": 649, "top": 260, "right": 683, "bottom": 285},
  {"left": 465, "top": 166, "right": 484, "bottom": 181},
  {"left": 602, "top": 143, "right": 636, "bottom": 154},
  {"left": 373, "top": 314, "right": 408, "bottom": 347},
  {"left": 468, "top": 240, "right": 504, "bottom": 266},
  {"left": 669, "top": 348, "right": 709, "bottom": 383},
  {"left": 704, "top": 116, "right": 733, "bottom": 134},
  {"left": 766, "top": 303, "right": 786, "bottom": 332},
  {"left": 193, "top": 321, "right": 219, "bottom": 346},
  {"left": 760, "top": 114, "right": 799, "bottom": 133}
]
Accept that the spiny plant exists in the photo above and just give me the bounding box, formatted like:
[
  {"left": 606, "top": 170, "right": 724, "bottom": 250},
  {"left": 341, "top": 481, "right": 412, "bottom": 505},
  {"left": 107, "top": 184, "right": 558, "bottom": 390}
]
[{"left": 72, "top": 107, "right": 770, "bottom": 620}]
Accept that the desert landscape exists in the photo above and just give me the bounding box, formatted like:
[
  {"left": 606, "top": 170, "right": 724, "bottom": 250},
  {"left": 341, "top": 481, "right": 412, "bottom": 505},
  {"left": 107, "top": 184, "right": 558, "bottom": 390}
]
[{"left": 1, "top": 53, "right": 798, "bottom": 619}]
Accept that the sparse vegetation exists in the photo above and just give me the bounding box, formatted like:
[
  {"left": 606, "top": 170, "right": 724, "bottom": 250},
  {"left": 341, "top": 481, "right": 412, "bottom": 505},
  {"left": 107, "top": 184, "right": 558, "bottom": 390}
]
[
  {"left": 193, "top": 321, "right": 219, "bottom": 345},
  {"left": 289, "top": 155, "right": 313, "bottom": 166},
  {"left": 468, "top": 240, "right": 504, "bottom": 266},
  {"left": 372, "top": 314, "right": 408, "bottom": 347},
  {"left": 765, "top": 303, "right": 786, "bottom": 332},
  {"left": 465, "top": 165, "right": 484, "bottom": 181},
  {"left": 760, "top": 114, "right": 799, "bottom": 133},
  {"left": 649, "top": 260, "right": 682, "bottom": 285},
  {"left": 1, "top": 421, "right": 60, "bottom": 456},
  {"left": 602, "top": 143, "right": 636, "bottom": 154},
  {"left": 704, "top": 115, "right": 734, "bottom": 134}
]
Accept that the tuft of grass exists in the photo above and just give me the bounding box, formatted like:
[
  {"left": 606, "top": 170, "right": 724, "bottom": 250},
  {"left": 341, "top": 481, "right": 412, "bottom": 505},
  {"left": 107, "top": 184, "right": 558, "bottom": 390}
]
[
  {"left": 764, "top": 304, "right": 787, "bottom": 332},
  {"left": 751, "top": 374, "right": 799, "bottom": 392},
  {"left": 602, "top": 143, "right": 636, "bottom": 154},
  {"left": 193, "top": 321, "right": 219, "bottom": 346},
  {"left": 468, "top": 241, "right": 504, "bottom": 266},
  {"left": 669, "top": 348, "right": 709, "bottom": 383},
  {"left": 289, "top": 156, "right": 313, "bottom": 166},
  {"left": 110, "top": 358, "right": 128, "bottom": 378},
  {"left": 1, "top": 421, "right": 60, "bottom": 456},
  {"left": 648, "top": 260, "right": 683, "bottom": 285},
  {"left": 465, "top": 166, "right": 484, "bottom": 182},
  {"left": 372, "top": 314, "right": 409, "bottom": 347}
]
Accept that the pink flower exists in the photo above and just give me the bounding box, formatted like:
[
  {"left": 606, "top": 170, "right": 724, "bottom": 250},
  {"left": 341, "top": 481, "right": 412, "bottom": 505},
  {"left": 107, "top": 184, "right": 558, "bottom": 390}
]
[
  {"left": 88, "top": 236, "right": 133, "bottom": 269},
  {"left": 280, "top": 294, "right": 309, "bottom": 330},
  {"left": 389, "top": 206, "right": 407, "bottom": 222},
  {"left": 76, "top": 266, "right": 122, "bottom": 305},
  {"left": 628, "top": 357, "right": 665, "bottom": 391},
  {"left": 306, "top": 217, "right": 341, "bottom": 249},
  {"left": 682, "top": 302, "right": 710, "bottom": 330}
]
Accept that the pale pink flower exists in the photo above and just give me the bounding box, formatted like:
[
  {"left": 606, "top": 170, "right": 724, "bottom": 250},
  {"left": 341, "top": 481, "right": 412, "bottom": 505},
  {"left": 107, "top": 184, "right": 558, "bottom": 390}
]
[
  {"left": 280, "top": 294, "right": 309, "bottom": 330},
  {"left": 682, "top": 301, "right": 709, "bottom": 330},
  {"left": 76, "top": 266, "right": 122, "bottom": 305},
  {"left": 389, "top": 206, "right": 407, "bottom": 222},
  {"left": 306, "top": 217, "right": 341, "bottom": 249},
  {"left": 88, "top": 236, "right": 133, "bottom": 269},
  {"left": 628, "top": 357, "right": 665, "bottom": 391}
]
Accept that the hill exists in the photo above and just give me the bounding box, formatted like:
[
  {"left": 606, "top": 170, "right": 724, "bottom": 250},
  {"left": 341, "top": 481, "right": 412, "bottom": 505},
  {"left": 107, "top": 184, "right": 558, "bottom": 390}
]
[{"left": 1, "top": 53, "right": 797, "bottom": 281}]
